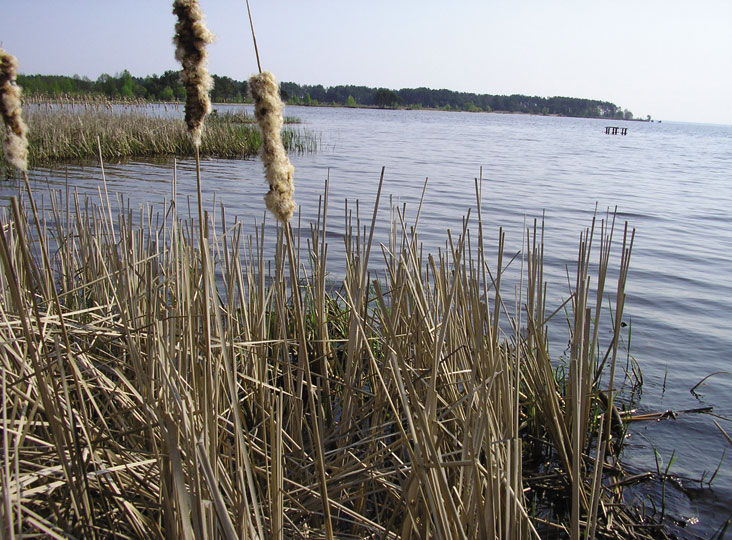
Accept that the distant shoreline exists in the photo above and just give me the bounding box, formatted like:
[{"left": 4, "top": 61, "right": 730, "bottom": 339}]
[
  {"left": 18, "top": 72, "right": 639, "bottom": 121},
  {"left": 23, "top": 94, "right": 649, "bottom": 124},
  {"left": 212, "top": 100, "right": 651, "bottom": 123}
]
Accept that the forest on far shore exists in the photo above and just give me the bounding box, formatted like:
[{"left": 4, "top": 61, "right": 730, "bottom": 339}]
[{"left": 18, "top": 70, "right": 637, "bottom": 119}]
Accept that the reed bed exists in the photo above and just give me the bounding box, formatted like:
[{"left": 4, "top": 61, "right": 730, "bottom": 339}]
[
  {"left": 22, "top": 95, "right": 301, "bottom": 125},
  {"left": 0, "top": 101, "right": 316, "bottom": 169},
  {"left": 0, "top": 168, "right": 668, "bottom": 539}
]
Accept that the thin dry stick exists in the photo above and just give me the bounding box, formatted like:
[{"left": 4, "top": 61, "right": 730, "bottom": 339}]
[
  {"left": 713, "top": 420, "right": 732, "bottom": 448},
  {"left": 245, "top": 0, "right": 262, "bottom": 73}
]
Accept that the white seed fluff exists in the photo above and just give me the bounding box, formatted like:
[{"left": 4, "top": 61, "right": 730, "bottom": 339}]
[{"left": 249, "top": 71, "right": 296, "bottom": 223}]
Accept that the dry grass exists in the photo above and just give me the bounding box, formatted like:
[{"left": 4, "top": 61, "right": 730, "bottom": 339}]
[
  {"left": 0, "top": 99, "right": 316, "bottom": 169},
  {"left": 0, "top": 167, "right": 662, "bottom": 539}
]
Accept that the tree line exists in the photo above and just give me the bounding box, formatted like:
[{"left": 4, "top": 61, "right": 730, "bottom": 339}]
[
  {"left": 17, "top": 71, "right": 632, "bottom": 119},
  {"left": 18, "top": 70, "right": 247, "bottom": 104}
]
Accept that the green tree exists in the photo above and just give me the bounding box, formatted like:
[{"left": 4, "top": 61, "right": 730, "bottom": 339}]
[
  {"left": 160, "top": 86, "right": 175, "bottom": 101},
  {"left": 118, "top": 70, "right": 135, "bottom": 98},
  {"left": 374, "top": 88, "right": 401, "bottom": 108},
  {"left": 211, "top": 74, "right": 243, "bottom": 102},
  {"left": 308, "top": 85, "right": 326, "bottom": 102},
  {"left": 13, "top": 72, "right": 625, "bottom": 118},
  {"left": 280, "top": 82, "right": 303, "bottom": 102}
]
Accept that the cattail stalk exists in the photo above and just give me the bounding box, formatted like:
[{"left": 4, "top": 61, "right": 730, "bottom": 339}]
[
  {"left": 249, "top": 72, "right": 296, "bottom": 223},
  {"left": 0, "top": 49, "right": 29, "bottom": 171},
  {"left": 172, "top": 0, "right": 214, "bottom": 147}
]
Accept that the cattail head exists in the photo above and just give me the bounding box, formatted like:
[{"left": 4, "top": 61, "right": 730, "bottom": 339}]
[
  {"left": 172, "top": 0, "right": 214, "bottom": 147},
  {"left": 249, "top": 71, "right": 296, "bottom": 223},
  {"left": 0, "top": 49, "right": 29, "bottom": 172}
]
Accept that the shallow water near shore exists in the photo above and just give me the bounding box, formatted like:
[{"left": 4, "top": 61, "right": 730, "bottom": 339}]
[{"left": 7, "top": 106, "right": 732, "bottom": 537}]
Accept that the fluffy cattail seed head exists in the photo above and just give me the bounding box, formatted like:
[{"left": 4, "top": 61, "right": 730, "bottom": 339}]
[
  {"left": 0, "top": 49, "right": 29, "bottom": 172},
  {"left": 172, "top": 0, "right": 214, "bottom": 147},
  {"left": 249, "top": 71, "right": 296, "bottom": 223}
]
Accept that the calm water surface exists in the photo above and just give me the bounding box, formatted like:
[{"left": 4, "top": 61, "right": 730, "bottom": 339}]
[{"left": 9, "top": 106, "right": 732, "bottom": 537}]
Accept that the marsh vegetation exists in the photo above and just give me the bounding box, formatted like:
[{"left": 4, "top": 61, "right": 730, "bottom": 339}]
[
  {"left": 0, "top": 98, "right": 316, "bottom": 170},
  {"left": 0, "top": 165, "right": 665, "bottom": 538}
]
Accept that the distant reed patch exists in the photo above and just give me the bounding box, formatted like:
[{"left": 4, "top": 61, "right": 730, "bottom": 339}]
[{"left": 0, "top": 99, "right": 316, "bottom": 168}]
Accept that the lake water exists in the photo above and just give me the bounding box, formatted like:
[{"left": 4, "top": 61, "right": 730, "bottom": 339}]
[{"left": 9, "top": 106, "right": 732, "bottom": 537}]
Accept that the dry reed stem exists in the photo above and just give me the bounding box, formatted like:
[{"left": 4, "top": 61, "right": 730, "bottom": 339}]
[
  {"left": 172, "top": 0, "right": 214, "bottom": 147},
  {"left": 249, "top": 71, "right": 297, "bottom": 223},
  {"left": 0, "top": 171, "right": 652, "bottom": 539},
  {"left": 0, "top": 49, "right": 29, "bottom": 171}
]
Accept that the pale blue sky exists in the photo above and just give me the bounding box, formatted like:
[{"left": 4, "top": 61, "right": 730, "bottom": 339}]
[{"left": 1, "top": 0, "right": 730, "bottom": 124}]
